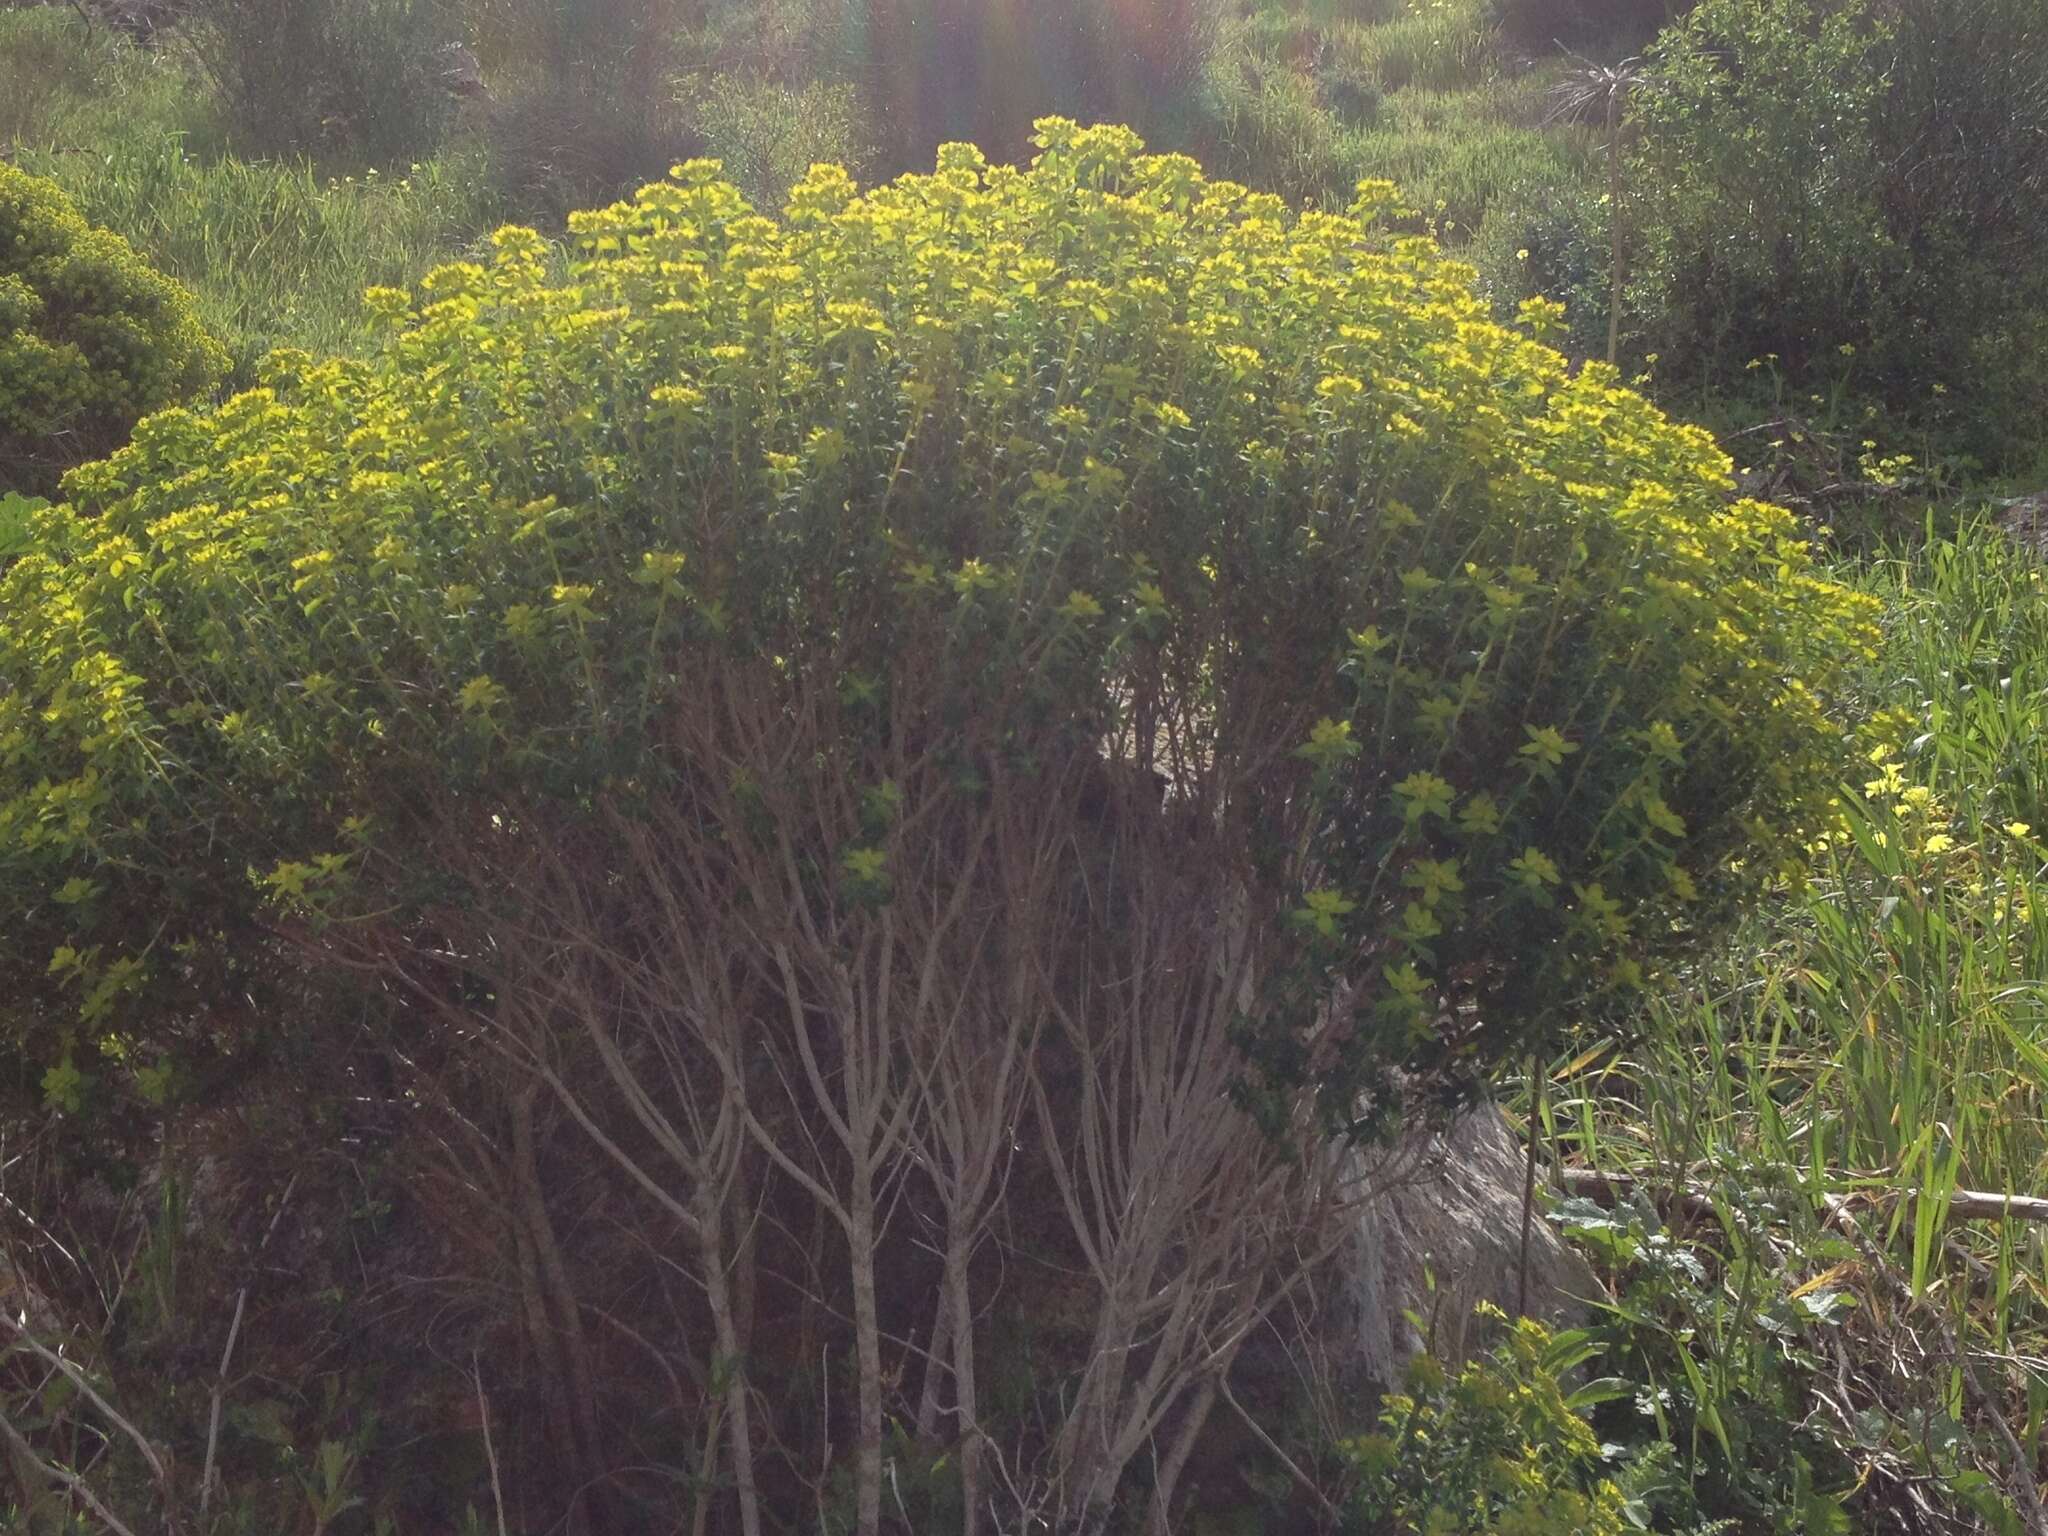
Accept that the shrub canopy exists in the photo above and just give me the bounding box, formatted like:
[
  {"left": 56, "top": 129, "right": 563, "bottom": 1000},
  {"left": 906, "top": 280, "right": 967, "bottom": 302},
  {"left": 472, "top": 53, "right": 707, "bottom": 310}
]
[
  {"left": 0, "top": 162, "right": 224, "bottom": 499},
  {"left": 0, "top": 121, "right": 1874, "bottom": 1130}
]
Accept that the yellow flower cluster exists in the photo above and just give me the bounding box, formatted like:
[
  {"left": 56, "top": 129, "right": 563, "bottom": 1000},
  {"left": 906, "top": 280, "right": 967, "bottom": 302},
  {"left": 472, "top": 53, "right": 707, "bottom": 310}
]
[{"left": 1, "top": 120, "right": 1876, "bottom": 1097}]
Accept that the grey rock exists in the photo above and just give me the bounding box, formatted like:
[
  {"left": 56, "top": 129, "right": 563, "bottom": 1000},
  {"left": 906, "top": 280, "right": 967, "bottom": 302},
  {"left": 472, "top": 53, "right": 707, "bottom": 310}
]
[{"left": 1345, "top": 1102, "right": 1603, "bottom": 1388}]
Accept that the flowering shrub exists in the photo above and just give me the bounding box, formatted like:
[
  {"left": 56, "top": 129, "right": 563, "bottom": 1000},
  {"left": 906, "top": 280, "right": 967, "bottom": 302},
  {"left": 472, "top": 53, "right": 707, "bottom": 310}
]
[
  {"left": 0, "top": 163, "right": 224, "bottom": 498},
  {"left": 0, "top": 118, "right": 1885, "bottom": 1531},
  {"left": 0, "top": 120, "right": 1873, "bottom": 1125}
]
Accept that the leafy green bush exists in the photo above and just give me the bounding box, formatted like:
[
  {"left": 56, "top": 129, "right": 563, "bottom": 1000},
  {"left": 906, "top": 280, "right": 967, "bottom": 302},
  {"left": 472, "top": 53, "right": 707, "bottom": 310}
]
[
  {"left": 2, "top": 118, "right": 1871, "bottom": 1132},
  {"left": 1614, "top": 0, "right": 2048, "bottom": 465},
  {"left": 1626, "top": 0, "right": 1892, "bottom": 379},
  {"left": 1344, "top": 1309, "right": 1636, "bottom": 1534},
  {"left": 186, "top": 0, "right": 456, "bottom": 165},
  {"left": 0, "top": 162, "right": 224, "bottom": 498},
  {"left": 0, "top": 124, "right": 1875, "bottom": 1526},
  {"left": 1867, "top": 0, "right": 2048, "bottom": 464},
  {"left": 1553, "top": 1192, "right": 1860, "bottom": 1532},
  {"left": 0, "top": 490, "right": 45, "bottom": 563}
]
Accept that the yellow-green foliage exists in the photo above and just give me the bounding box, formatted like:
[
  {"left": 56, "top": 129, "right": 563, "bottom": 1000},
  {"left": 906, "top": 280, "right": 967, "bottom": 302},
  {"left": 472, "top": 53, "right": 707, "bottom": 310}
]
[
  {"left": 1346, "top": 1311, "right": 1633, "bottom": 1534},
  {"left": 19, "top": 138, "right": 502, "bottom": 381},
  {"left": 0, "top": 123, "right": 1873, "bottom": 1120},
  {"left": 0, "top": 163, "right": 223, "bottom": 497}
]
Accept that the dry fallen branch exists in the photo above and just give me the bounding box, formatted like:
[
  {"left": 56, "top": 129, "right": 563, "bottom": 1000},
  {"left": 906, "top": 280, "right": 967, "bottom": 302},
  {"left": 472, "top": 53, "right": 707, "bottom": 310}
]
[
  {"left": 0, "top": 1394, "right": 142, "bottom": 1536},
  {"left": 0, "top": 1314, "right": 168, "bottom": 1494},
  {"left": 1558, "top": 1167, "right": 2048, "bottom": 1226}
]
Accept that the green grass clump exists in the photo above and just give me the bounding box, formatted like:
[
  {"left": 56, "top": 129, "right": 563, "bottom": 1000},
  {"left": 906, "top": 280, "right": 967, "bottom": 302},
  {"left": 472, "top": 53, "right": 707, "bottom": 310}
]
[
  {"left": 677, "top": 74, "right": 874, "bottom": 209},
  {"left": 2, "top": 6, "right": 501, "bottom": 381},
  {"left": 1657, "top": 528, "right": 2048, "bottom": 1206},
  {"left": 0, "top": 6, "right": 221, "bottom": 155},
  {"left": 1347, "top": 81, "right": 1581, "bottom": 236},
  {"left": 1197, "top": 17, "right": 1362, "bottom": 202},
  {"left": 1543, "top": 522, "right": 2048, "bottom": 1529},
  {"left": 15, "top": 139, "right": 503, "bottom": 382},
  {"left": 1334, "top": 0, "right": 1500, "bottom": 92},
  {"left": 1197, "top": 8, "right": 1583, "bottom": 222}
]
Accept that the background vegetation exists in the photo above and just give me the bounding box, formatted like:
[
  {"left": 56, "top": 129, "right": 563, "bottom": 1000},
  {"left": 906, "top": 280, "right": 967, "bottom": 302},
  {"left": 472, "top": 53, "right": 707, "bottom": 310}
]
[
  {"left": 0, "top": 159, "right": 223, "bottom": 496},
  {"left": 1, "top": 0, "right": 2046, "bottom": 1530}
]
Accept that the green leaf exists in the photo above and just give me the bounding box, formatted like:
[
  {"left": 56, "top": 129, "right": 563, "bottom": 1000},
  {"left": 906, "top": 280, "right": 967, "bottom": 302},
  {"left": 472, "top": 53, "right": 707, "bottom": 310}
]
[
  {"left": 229, "top": 1397, "right": 296, "bottom": 1448},
  {"left": 0, "top": 492, "right": 48, "bottom": 560},
  {"left": 1564, "top": 1376, "right": 1636, "bottom": 1413}
]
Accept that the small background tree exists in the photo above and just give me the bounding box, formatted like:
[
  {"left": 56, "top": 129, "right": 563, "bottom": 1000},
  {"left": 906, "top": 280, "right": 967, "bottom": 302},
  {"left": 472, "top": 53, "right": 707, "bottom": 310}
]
[{"left": 184, "top": 0, "right": 457, "bottom": 166}]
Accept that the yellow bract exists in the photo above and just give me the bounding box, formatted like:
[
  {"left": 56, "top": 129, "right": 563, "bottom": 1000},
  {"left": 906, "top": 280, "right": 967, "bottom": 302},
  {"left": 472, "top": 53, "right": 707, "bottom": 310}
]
[{"left": 1, "top": 119, "right": 1877, "bottom": 1079}]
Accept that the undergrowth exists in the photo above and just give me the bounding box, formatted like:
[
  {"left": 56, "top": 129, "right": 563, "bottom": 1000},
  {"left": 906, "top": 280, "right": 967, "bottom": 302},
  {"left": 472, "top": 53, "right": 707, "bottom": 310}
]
[
  {"left": 1, "top": 7, "right": 500, "bottom": 382},
  {"left": 1538, "top": 522, "right": 2048, "bottom": 1533},
  {"left": 15, "top": 138, "right": 503, "bottom": 383}
]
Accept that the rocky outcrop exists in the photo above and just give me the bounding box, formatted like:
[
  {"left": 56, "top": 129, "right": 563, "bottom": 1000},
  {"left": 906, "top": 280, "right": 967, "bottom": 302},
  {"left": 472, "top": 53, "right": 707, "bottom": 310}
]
[{"left": 1346, "top": 1103, "right": 1603, "bottom": 1386}]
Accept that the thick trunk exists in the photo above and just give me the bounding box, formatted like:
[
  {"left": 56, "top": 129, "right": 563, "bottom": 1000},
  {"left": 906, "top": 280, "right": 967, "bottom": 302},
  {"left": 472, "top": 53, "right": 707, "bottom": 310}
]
[
  {"left": 1146, "top": 1376, "right": 1219, "bottom": 1536},
  {"left": 732, "top": 1147, "right": 758, "bottom": 1356},
  {"left": 914, "top": 1278, "right": 954, "bottom": 1446},
  {"left": 1344, "top": 1104, "right": 1600, "bottom": 1388},
  {"left": 1056, "top": 1277, "right": 1139, "bottom": 1519}
]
